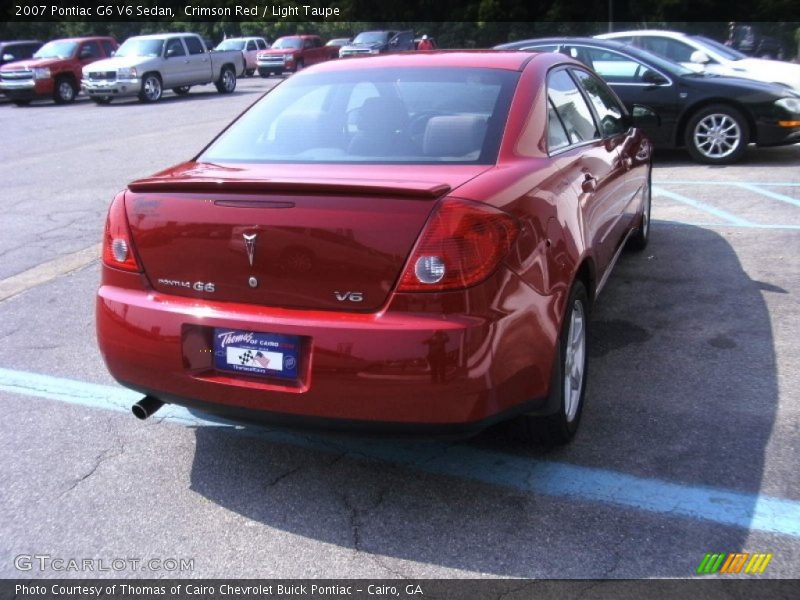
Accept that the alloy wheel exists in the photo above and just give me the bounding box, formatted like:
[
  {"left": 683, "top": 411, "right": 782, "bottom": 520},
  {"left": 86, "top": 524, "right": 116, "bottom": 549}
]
[
  {"left": 563, "top": 299, "right": 586, "bottom": 422},
  {"left": 692, "top": 113, "right": 742, "bottom": 160}
]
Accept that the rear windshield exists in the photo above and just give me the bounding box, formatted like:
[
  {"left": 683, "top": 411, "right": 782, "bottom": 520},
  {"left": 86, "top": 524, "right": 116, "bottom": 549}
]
[
  {"left": 199, "top": 67, "right": 519, "bottom": 165},
  {"left": 272, "top": 38, "right": 302, "bottom": 49}
]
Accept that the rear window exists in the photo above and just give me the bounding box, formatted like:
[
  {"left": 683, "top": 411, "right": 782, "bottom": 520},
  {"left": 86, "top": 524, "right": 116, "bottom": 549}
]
[
  {"left": 184, "top": 36, "right": 205, "bottom": 55},
  {"left": 199, "top": 67, "right": 519, "bottom": 165}
]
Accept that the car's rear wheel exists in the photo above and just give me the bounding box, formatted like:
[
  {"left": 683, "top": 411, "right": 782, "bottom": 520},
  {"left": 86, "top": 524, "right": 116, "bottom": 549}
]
[
  {"left": 173, "top": 86, "right": 191, "bottom": 95},
  {"left": 138, "top": 73, "right": 162, "bottom": 103},
  {"left": 519, "top": 280, "right": 589, "bottom": 445},
  {"left": 216, "top": 66, "right": 236, "bottom": 93},
  {"left": 53, "top": 76, "right": 77, "bottom": 104},
  {"left": 685, "top": 104, "right": 749, "bottom": 165},
  {"left": 627, "top": 168, "right": 651, "bottom": 251}
]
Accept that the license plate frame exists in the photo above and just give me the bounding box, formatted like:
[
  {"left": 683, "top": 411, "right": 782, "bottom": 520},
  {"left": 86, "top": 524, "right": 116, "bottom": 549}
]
[{"left": 213, "top": 328, "right": 300, "bottom": 381}]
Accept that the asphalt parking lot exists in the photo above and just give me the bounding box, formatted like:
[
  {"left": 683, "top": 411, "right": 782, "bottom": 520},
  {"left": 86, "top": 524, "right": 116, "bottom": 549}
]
[{"left": 0, "top": 76, "right": 799, "bottom": 579}]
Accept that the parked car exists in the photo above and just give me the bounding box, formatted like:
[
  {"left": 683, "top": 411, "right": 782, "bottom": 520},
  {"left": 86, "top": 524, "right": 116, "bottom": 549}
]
[
  {"left": 82, "top": 33, "right": 245, "bottom": 104},
  {"left": 597, "top": 30, "right": 800, "bottom": 93},
  {"left": 256, "top": 35, "right": 337, "bottom": 77},
  {"left": 0, "top": 40, "right": 42, "bottom": 68},
  {"left": 0, "top": 37, "right": 116, "bottom": 105},
  {"left": 496, "top": 37, "right": 800, "bottom": 164},
  {"left": 215, "top": 36, "right": 268, "bottom": 77},
  {"left": 97, "top": 51, "right": 653, "bottom": 445},
  {"left": 338, "top": 31, "right": 415, "bottom": 57}
]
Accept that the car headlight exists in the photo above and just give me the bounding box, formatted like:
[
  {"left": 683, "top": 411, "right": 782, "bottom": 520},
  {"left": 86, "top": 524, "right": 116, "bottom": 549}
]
[
  {"left": 117, "top": 67, "right": 137, "bottom": 80},
  {"left": 369, "top": 49, "right": 380, "bottom": 54},
  {"left": 775, "top": 97, "right": 800, "bottom": 114},
  {"left": 284, "top": 54, "right": 293, "bottom": 61},
  {"left": 33, "top": 67, "right": 51, "bottom": 80}
]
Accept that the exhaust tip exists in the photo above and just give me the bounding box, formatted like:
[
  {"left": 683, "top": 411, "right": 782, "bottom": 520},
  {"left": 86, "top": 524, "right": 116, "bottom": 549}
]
[{"left": 132, "top": 396, "right": 164, "bottom": 420}]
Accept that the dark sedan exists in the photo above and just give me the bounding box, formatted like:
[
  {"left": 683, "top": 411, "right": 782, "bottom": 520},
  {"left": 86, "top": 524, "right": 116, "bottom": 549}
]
[{"left": 495, "top": 37, "right": 800, "bottom": 164}]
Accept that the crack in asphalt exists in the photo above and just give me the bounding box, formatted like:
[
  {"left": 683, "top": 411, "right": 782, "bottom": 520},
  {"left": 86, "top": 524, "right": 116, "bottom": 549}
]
[{"left": 58, "top": 417, "right": 126, "bottom": 497}]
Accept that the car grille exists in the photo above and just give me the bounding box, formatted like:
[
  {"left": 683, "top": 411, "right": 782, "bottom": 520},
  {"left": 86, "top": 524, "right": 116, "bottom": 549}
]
[
  {"left": 87, "top": 71, "right": 116, "bottom": 81},
  {"left": 0, "top": 70, "right": 33, "bottom": 81},
  {"left": 342, "top": 49, "right": 372, "bottom": 55},
  {"left": 257, "top": 57, "right": 284, "bottom": 65}
]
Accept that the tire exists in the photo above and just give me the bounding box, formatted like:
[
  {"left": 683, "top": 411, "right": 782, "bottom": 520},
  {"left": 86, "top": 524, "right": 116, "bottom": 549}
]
[
  {"left": 627, "top": 167, "right": 651, "bottom": 252},
  {"left": 91, "top": 96, "right": 112, "bottom": 105},
  {"left": 173, "top": 86, "right": 191, "bottom": 95},
  {"left": 52, "top": 76, "right": 77, "bottom": 104},
  {"left": 518, "top": 280, "right": 590, "bottom": 446},
  {"left": 138, "top": 73, "right": 162, "bottom": 103},
  {"left": 246, "top": 69, "right": 255, "bottom": 77},
  {"left": 684, "top": 104, "right": 749, "bottom": 165},
  {"left": 215, "top": 66, "right": 236, "bottom": 94},
  {"left": 12, "top": 100, "right": 31, "bottom": 106},
  {"left": 258, "top": 69, "right": 270, "bottom": 78},
  {"left": 294, "top": 58, "right": 304, "bottom": 72}
]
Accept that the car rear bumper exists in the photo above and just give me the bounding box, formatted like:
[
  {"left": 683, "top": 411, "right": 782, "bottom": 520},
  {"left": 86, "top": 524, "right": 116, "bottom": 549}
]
[{"left": 97, "top": 267, "right": 560, "bottom": 430}]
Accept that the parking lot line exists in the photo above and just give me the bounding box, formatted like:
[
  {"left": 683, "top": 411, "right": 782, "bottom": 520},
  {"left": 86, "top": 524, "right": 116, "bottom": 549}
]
[
  {"left": 655, "top": 181, "right": 800, "bottom": 188},
  {"left": 652, "top": 187, "right": 754, "bottom": 226},
  {"left": 0, "top": 244, "right": 100, "bottom": 303},
  {"left": 733, "top": 183, "right": 800, "bottom": 209},
  {"left": 2, "top": 366, "right": 799, "bottom": 538}
]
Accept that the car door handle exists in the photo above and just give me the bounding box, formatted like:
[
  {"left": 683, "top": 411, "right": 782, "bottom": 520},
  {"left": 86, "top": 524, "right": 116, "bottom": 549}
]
[{"left": 581, "top": 173, "right": 597, "bottom": 193}]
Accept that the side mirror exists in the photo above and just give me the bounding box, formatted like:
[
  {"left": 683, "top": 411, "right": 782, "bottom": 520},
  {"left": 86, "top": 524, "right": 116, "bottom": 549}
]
[
  {"left": 631, "top": 104, "right": 660, "bottom": 129},
  {"left": 2, "top": 53, "right": 14, "bottom": 62},
  {"left": 641, "top": 69, "right": 669, "bottom": 86},
  {"left": 690, "top": 50, "right": 711, "bottom": 64},
  {"left": 390, "top": 38, "right": 398, "bottom": 46}
]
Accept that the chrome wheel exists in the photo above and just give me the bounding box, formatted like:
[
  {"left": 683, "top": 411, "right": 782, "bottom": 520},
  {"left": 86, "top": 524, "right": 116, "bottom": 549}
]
[
  {"left": 692, "top": 113, "right": 742, "bottom": 160},
  {"left": 641, "top": 176, "right": 651, "bottom": 239},
  {"left": 142, "top": 75, "right": 162, "bottom": 102},
  {"left": 57, "top": 80, "right": 75, "bottom": 102},
  {"left": 563, "top": 299, "right": 586, "bottom": 423},
  {"left": 221, "top": 68, "right": 235, "bottom": 92}
]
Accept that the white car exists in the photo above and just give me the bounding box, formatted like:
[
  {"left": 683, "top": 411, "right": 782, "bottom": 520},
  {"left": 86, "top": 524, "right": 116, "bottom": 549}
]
[
  {"left": 597, "top": 30, "right": 800, "bottom": 92},
  {"left": 215, "top": 37, "right": 268, "bottom": 77}
]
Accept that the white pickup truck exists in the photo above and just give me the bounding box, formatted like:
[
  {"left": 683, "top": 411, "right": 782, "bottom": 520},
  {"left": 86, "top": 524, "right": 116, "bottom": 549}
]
[{"left": 82, "top": 33, "right": 245, "bottom": 104}]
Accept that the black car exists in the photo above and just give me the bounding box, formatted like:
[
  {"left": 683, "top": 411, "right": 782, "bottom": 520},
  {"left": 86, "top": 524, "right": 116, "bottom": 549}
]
[
  {"left": 338, "top": 30, "right": 415, "bottom": 58},
  {"left": 0, "top": 40, "right": 42, "bottom": 67},
  {"left": 495, "top": 37, "right": 800, "bottom": 164}
]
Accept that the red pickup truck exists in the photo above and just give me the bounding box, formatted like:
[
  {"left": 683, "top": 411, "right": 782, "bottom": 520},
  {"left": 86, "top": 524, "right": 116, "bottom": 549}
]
[
  {"left": 256, "top": 35, "right": 338, "bottom": 77},
  {"left": 0, "top": 36, "right": 117, "bottom": 105}
]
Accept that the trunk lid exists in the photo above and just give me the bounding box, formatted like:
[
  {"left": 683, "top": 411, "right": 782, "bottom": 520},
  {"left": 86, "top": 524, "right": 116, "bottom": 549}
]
[{"left": 125, "top": 161, "right": 490, "bottom": 311}]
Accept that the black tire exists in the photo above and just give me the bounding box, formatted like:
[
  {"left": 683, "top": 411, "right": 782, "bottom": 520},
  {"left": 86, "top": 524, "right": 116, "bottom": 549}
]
[
  {"left": 12, "top": 100, "right": 31, "bottom": 106},
  {"left": 246, "top": 69, "right": 255, "bottom": 77},
  {"left": 258, "top": 69, "right": 270, "bottom": 78},
  {"left": 91, "top": 96, "right": 112, "bottom": 105},
  {"left": 215, "top": 66, "right": 236, "bottom": 94},
  {"left": 684, "top": 104, "right": 749, "bottom": 165},
  {"left": 138, "top": 73, "right": 162, "bottom": 103},
  {"left": 52, "top": 76, "right": 77, "bottom": 104},
  {"left": 173, "top": 86, "right": 191, "bottom": 95},
  {"left": 294, "top": 58, "right": 304, "bottom": 72},
  {"left": 518, "top": 280, "right": 590, "bottom": 446},
  {"left": 627, "top": 167, "right": 651, "bottom": 252}
]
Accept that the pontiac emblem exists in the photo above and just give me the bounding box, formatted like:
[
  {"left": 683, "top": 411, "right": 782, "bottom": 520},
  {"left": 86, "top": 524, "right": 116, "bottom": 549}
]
[{"left": 243, "top": 233, "right": 257, "bottom": 266}]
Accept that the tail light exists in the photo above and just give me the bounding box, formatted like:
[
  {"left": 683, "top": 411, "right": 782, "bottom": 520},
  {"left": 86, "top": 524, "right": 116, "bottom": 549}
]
[
  {"left": 397, "top": 198, "right": 519, "bottom": 292},
  {"left": 102, "top": 193, "right": 141, "bottom": 272}
]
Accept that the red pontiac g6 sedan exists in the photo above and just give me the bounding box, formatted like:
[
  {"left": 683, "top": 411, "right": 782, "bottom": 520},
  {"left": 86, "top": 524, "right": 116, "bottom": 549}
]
[{"left": 97, "top": 51, "right": 652, "bottom": 445}]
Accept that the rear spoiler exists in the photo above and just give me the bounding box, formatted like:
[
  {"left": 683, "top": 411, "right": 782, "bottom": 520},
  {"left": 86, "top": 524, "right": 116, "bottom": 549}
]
[{"left": 128, "top": 177, "right": 451, "bottom": 199}]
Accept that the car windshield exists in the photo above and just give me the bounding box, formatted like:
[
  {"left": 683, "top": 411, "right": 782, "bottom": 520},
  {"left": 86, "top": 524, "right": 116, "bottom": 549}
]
[
  {"left": 353, "top": 32, "right": 389, "bottom": 44},
  {"left": 692, "top": 36, "right": 747, "bottom": 61},
  {"left": 272, "top": 38, "right": 302, "bottom": 49},
  {"left": 33, "top": 41, "right": 77, "bottom": 59},
  {"left": 216, "top": 39, "right": 245, "bottom": 51},
  {"left": 199, "top": 67, "right": 518, "bottom": 165},
  {"left": 115, "top": 38, "right": 164, "bottom": 58}
]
